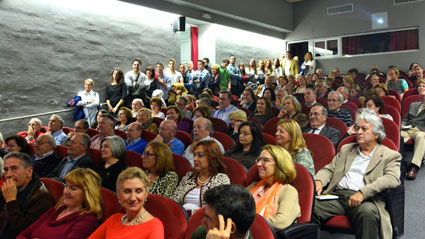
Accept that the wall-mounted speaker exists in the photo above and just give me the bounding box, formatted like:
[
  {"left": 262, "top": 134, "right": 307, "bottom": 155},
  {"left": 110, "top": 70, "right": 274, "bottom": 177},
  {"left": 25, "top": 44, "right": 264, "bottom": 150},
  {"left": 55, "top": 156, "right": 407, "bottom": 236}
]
[{"left": 173, "top": 16, "right": 186, "bottom": 33}]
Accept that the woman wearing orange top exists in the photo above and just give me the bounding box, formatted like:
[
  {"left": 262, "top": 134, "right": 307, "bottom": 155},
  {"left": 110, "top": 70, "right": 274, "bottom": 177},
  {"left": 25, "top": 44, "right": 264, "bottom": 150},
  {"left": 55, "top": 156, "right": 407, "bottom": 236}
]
[
  {"left": 89, "top": 167, "right": 164, "bottom": 239},
  {"left": 247, "top": 145, "right": 300, "bottom": 231}
]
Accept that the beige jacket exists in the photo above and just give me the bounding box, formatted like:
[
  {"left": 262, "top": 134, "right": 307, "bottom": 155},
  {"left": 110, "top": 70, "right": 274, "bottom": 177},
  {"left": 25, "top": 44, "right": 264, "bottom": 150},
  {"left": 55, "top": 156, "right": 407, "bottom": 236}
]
[{"left": 315, "top": 143, "right": 401, "bottom": 239}]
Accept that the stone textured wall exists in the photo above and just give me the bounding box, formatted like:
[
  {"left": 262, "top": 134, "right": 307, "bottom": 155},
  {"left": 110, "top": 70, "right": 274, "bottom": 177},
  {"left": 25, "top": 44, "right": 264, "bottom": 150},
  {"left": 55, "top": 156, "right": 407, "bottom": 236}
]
[{"left": 0, "top": 0, "right": 180, "bottom": 137}]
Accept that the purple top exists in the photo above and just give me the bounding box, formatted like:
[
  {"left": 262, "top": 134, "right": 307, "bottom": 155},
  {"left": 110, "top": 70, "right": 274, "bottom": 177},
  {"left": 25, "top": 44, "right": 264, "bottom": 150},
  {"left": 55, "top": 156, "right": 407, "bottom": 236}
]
[{"left": 177, "top": 121, "right": 191, "bottom": 133}]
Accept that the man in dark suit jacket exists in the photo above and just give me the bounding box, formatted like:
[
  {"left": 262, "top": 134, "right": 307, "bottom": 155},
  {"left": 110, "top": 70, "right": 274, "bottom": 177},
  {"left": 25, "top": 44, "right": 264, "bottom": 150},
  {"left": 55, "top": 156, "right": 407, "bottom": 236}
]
[
  {"left": 47, "top": 133, "right": 94, "bottom": 182},
  {"left": 303, "top": 105, "right": 340, "bottom": 148},
  {"left": 402, "top": 99, "right": 425, "bottom": 180}
]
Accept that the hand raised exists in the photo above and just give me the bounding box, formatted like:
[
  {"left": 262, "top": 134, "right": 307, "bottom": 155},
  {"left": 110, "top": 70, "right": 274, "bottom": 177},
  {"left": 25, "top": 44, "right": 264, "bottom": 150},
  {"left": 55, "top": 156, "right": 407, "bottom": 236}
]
[
  {"left": 206, "top": 214, "right": 232, "bottom": 239},
  {"left": 2, "top": 178, "right": 18, "bottom": 203}
]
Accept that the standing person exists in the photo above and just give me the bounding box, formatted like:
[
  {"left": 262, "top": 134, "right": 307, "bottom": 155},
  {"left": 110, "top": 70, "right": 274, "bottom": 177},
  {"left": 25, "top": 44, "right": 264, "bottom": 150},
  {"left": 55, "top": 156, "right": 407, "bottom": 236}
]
[
  {"left": 219, "top": 58, "right": 231, "bottom": 92},
  {"left": 184, "top": 61, "right": 195, "bottom": 94},
  {"left": 272, "top": 58, "right": 283, "bottom": 83},
  {"left": 89, "top": 167, "right": 164, "bottom": 239},
  {"left": 192, "top": 60, "right": 210, "bottom": 97},
  {"left": 124, "top": 59, "right": 148, "bottom": 108},
  {"left": 207, "top": 64, "right": 221, "bottom": 96},
  {"left": 77, "top": 79, "right": 99, "bottom": 126},
  {"left": 203, "top": 57, "right": 211, "bottom": 73},
  {"left": 228, "top": 55, "right": 242, "bottom": 96},
  {"left": 17, "top": 168, "right": 102, "bottom": 239},
  {"left": 165, "top": 58, "right": 183, "bottom": 84},
  {"left": 281, "top": 51, "right": 299, "bottom": 76},
  {"left": 144, "top": 66, "right": 160, "bottom": 99},
  {"left": 1, "top": 152, "right": 54, "bottom": 239},
  {"left": 106, "top": 68, "right": 127, "bottom": 115},
  {"left": 300, "top": 52, "right": 316, "bottom": 75},
  {"left": 156, "top": 62, "right": 172, "bottom": 103}
]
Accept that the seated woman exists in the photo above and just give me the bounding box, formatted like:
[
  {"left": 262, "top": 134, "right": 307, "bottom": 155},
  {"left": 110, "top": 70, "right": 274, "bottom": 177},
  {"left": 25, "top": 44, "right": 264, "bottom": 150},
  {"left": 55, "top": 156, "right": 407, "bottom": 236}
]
[
  {"left": 416, "top": 79, "right": 425, "bottom": 95},
  {"left": 224, "top": 121, "right": 264, "bottom": 170},
  {"left": 373, "top": 83, "right": 390, "bottom": 98},
  {"left": 96, "top": 135, "right": 127, "bottom": 192},
  {"left": 227, "top": 110, "right": 247, "bottom": 142},
  {"left": 278, "top": 95, "right": 309, "bottom": 128},
  {"left": 150, "top": 97, "right": 165, "bottom": 119},
  {"left": 247, "top": 145, "right": 300, "bottom": 231},
  {"left": 364, "top": 95, "right": 393, "bottom": 120},
  {"left": 77, "top": 78, "right": 99, "bottom": 126},
  {"left": 89, "top": 167, "right": 164, "bottom": 239},
  {"left": 18, "top": 168, "right": 102, "bottom": 239},
  {"left": 263, "top": 87, "right": 276, "bottom": 107},
  {"left": 115, "top": 107, "right": 134, "bottom": 131},
  {"left": 172, "top": 140, "right": 230, "bottom": 214},
  {"left": 5, "top": 135, "right": 30, "bottom": 155},
  {"left": 142, "top": 141, "right": 178, "bottom": 199},
  {"left": 166, "top": 105, "right": 191, "bottom": 133},
  {"left": 252, "top": 97, "right": 275, "bottom": 126},
  {"left": 136, "top": 108, "right": 158, "bottom": 134},
  {"left": 275, "top": 119, "right": 315, "bottom": 175},
  {"left": 294, "top": 75, "right": 307, "bottom": 94},
  {"left": 192, "top": 105, "right": 211, "bottom": 121}
]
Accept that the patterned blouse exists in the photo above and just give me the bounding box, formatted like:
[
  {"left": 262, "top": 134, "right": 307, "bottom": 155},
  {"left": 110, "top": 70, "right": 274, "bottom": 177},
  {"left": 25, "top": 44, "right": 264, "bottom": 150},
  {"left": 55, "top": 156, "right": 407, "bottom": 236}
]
[
  {"left": 172, "top": 172, "right": 230, "bottom": 207},
  {"left": 148, "top": 171, "right": 179, "bottom": 199},
  {"left": 294, "top": 148, "right": 315, "bottom": 176}
]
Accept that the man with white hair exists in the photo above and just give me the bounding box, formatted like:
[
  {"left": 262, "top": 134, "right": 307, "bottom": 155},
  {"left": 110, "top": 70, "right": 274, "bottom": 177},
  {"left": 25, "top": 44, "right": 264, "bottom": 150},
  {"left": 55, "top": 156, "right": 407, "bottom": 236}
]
[
  {"left": 313, "top": 110, "right": 401, "bottom": 239},
  {"left": 48, "top": 114, "right": 67, "bottom": 145},
  {"left": 327, "top": 91, "right": 353, "bottom": 127},
  {"left": 90, "top": 114, "right": 116, "bottom": 150},
  {"left": 18, "top": 118, "right": 44, "bottom": 144},
  {"left": 131, "top": 98, "right": 144, "bottom": 117},
  {"left": 154, "top": 120, "right": 185, "bottom": 155},
  {"left": 125, "top": 122, "right": 148, "bottom": 154},
  {"left": 183, "top": 118, "right": 224, "bottom": 167}
]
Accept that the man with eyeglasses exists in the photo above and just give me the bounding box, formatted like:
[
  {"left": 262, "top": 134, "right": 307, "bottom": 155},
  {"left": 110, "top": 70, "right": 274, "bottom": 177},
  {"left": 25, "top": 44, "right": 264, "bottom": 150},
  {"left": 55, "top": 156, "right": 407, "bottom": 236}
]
[
  {"left": 213, "top": 90, "right": 238, "bottom": 125},
  {"left": 47, "top": 133, "right": 94, "bottom": 182},
  {"left": 176, "top": 96, "right": 192, "bottom": 119},
  {"left": 302, "top": 105, "right": 340, "bottom": 148},
  {"left": 18, "top": 118, "right": 44, "bottom": 144},
  {"left": 327, "top": 91, "right": 353, "bottom": 127},
  {"left": 153, "top": 120, "right": 185, "bottom": 155},
  {"left": 67, "top": 119, "right": 89, "bottom": 139},
  {"left": 31, "top": 134, "right": 60, "bottom": 177},
  {"left": 125, "top": 122, "right": 148, "bottom": 155}
]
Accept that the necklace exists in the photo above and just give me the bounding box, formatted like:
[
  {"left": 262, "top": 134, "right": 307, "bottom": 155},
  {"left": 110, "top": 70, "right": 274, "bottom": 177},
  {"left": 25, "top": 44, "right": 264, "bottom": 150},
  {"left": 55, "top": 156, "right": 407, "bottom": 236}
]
[
  {"left": 197, "top": 175, "right": 211, "bottom": 185},
  {"left": 121, "top": 210, "right": 147, "bottom": 226}
]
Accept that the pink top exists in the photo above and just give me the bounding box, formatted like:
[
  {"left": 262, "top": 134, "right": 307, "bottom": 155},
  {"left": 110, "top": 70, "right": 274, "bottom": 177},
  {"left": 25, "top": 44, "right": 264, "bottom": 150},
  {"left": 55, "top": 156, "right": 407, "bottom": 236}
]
[{"left": 89, "top": 213, "right": 164, "bottom": 239}]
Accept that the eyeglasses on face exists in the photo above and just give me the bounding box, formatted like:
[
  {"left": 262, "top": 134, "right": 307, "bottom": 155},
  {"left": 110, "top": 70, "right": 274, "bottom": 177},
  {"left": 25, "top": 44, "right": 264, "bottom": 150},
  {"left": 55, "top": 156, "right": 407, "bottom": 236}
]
[{"left": 255, "top": 157, "right": 273, "bottom": 164}]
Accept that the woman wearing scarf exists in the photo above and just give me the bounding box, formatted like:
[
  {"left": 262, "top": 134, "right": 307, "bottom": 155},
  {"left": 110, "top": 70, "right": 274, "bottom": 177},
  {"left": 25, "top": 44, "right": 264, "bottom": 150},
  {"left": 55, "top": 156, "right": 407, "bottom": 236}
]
[{"left": 247, "top": 144, "right": 301, "bottom": 231}]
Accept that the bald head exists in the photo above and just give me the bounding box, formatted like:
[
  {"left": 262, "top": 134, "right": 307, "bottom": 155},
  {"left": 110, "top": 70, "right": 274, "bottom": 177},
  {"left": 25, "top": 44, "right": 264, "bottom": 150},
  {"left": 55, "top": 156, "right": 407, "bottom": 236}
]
[
  {"left": 127, "top": 122, "right": 143, "bottom": 141},
  {"left": 159, "top": 120, "right": 177, "bottom": 143}
]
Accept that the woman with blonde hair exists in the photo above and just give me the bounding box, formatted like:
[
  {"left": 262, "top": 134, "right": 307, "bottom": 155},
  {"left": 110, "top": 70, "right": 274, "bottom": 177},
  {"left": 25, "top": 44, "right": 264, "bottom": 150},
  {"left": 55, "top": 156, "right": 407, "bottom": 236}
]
[
  {"left": 89, "top": 167, "right": 164, "bottom": 239},
  {"left": 278, "top": 95, "right": 309, "bottom": 128},
  {"left": 275, "top": 119, "right": 315, "bottom": 175},
  {"left": 227, "top": 109, "right": 248, "bottom": 141},
  {"left": 19, "top": 168, "right": 102, "bottom": 239},
  {"left": 301, "top": 51, "right": 316, "bottom": 75},
  {"left": 142, "top": 141, "right": 178, "bottom": 199},
  {"left": 136, "top": 108, "right": 158, "bottom": 134},
  {"left": 247, "top": 145, "right": 300, "bottom": 231}
]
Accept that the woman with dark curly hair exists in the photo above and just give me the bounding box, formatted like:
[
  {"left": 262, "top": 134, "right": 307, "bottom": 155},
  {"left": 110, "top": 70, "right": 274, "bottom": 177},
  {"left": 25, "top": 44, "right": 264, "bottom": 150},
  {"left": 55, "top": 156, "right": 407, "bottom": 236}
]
[
  {"left": 106, "top": 68, "right": 127, "bottom": 116},
  {"left": 5, "top": 135, "right": 30, "bottom": 155}
]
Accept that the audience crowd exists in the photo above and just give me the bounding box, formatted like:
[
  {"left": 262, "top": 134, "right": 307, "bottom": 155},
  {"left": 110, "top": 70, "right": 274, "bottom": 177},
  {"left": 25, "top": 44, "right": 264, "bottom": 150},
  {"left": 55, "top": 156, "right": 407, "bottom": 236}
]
[{"left": 1, "top": 53, "right": 424, "bottom": 239}]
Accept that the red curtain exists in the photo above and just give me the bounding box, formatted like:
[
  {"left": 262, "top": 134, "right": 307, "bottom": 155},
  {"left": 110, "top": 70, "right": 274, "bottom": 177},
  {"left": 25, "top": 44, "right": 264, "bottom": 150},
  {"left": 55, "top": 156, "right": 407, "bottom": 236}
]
[
  {"left": 191, "top": 26, "right": 199, "bottom": 70},
  {"left": 342, "top": 36, "right": 360, "bottom": 55},
  {"left": 390, "top": 29, "right": 418, "bottom": 51}
]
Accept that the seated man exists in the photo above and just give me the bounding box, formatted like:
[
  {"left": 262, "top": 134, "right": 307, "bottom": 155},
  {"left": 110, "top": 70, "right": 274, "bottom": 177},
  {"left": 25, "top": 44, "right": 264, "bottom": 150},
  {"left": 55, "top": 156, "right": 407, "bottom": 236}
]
[
  {"left": 67, "top": 119, "right": 89, "bottom": 138},
  {"left": 17, "top": 118, "right": 44, "bottom": 144},
  {"left": 191, "top": 184, "right": 256, "bottom": 239},
  {"left": 303, "top": 88, "right": 319, "bottom": 108},
  {"left": 254, "top": 74, "right": 275, "bottom": 97},
  {"left": 91, "top": 114, "right": 116, "bottom": 150},
  {"left": 184, "top": 118, "right": 224, "bottom": 167},
  {"left": 131, "top": 98, "right": 144, "bottom": 117},
  {"left": 327, "top": 91, "right": 353, "bottom": 127},
  {"left": 337, "top": 86, "right": 357, "bottom": 110},
  {"left": 313, "top": 110, "right": 401, "bottom": 239},
  {"left": 154, "top": 120, "right": 185, "bottom": 155},
  {"left": 1, "top": 152, "right": 53, "bottom": 239},
  {"left": 47, "top": 133, "right": 94, "bottom": 182},
  {"left": 402, "top": 96, "right": 425, "bottom": 180},
  {"left": 31, "top": 134, "right": 61, "bottom": 177},
  {"left": 315, "top": 79, "right": 328, "bottom": 100},
  {"left": 303, "top": 105, "right": 340, "bottom": 148},
  {"left": 176, "top": 96, "right": 192, "bottom": 119},
  {"left": 213, "top": 90, "right": 238, "bottom": 126},
  {"left": 48, "top": 114, "right": 67, "bottom": 145},
  {"left": 125, "top": 122, "right": 148, "bottom": 154}
]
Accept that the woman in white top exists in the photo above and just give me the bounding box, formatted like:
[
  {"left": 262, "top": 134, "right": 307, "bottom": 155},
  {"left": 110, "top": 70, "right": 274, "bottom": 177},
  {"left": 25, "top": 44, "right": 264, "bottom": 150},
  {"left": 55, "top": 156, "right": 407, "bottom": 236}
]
[
  {"left": 301, "top": 52, "right": 316, "bottom": 75},
  {"left": 77, "top": 79, "right": 99, "bottom": 126},
  {"left": 150, "top": 97, "right": 165, "bottom": 119},
  {"left": 273, "top": 58, "right": 283, "bottom": 84}
]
